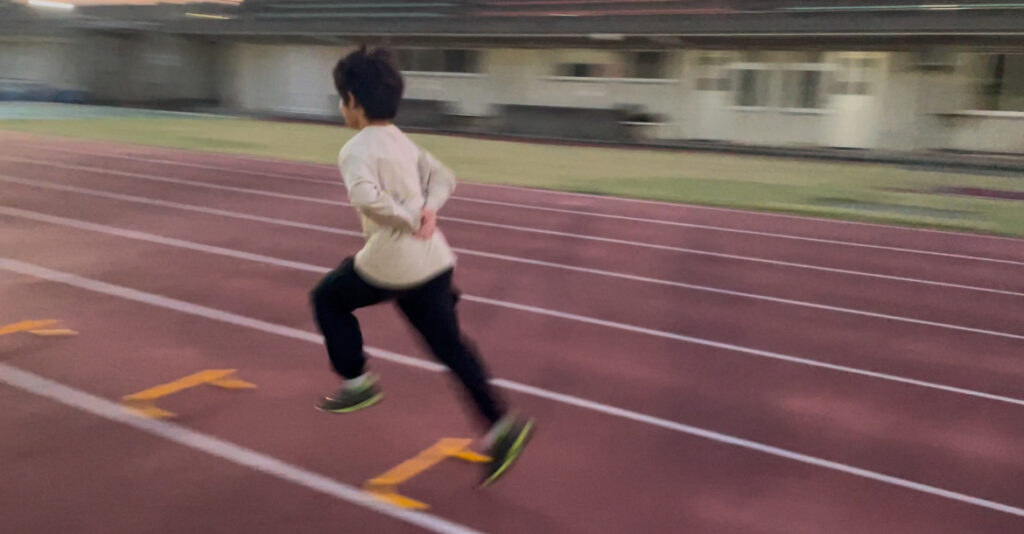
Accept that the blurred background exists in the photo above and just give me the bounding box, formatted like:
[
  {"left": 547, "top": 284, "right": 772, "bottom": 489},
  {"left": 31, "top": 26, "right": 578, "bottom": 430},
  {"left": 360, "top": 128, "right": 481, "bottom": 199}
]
[{"left": 1, "top": 0, "right": 1023, "bottom": 233}]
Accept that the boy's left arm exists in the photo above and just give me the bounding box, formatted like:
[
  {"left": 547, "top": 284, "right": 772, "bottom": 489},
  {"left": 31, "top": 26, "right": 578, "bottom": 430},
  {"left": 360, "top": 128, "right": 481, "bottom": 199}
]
[
  {"left": 418, "top": 149, "right": 456, "bottom": 213},
  {"left": 342, "top": 151, "right": 420, "bottom": 233}
]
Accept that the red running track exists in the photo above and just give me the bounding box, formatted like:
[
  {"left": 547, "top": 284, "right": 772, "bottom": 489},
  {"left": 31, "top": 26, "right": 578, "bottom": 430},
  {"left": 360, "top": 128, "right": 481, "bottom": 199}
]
[{"left": 1, "top": 131, "right": 1023, "bottom": 534}]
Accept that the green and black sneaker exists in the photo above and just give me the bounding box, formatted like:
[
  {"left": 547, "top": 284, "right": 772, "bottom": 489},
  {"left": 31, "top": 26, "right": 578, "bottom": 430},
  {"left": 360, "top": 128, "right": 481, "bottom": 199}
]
[
  {"left": 480, "top": 416, "right": 535, "bottom": 488},
  {"left": 316, "top": 374, "right": 383, "bottom": 413}
]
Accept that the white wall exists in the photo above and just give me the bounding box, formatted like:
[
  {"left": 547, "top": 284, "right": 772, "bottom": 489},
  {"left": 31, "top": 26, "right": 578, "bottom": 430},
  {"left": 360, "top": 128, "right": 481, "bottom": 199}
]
[
  {"left": 403, "top": 70, "right": 491, "bottom": 116},
  {"left": 532, "top": 49, "right": 685, "bottom": 112},
  {"left": 222, "top": 42, "right": 342, "bottom": 115},
  {"left": 478, "top": 48, "right": 687, "bottom": 138},
  {"left": 0, "top": 36, "right": 83, "bottom": 87},
  {"left": 223, "top": 42, "right": 495, "bottom": 117},
  {"left": 1000, "top": 56, "right": 1024, "bottom": 111},
  {"left": 731, "top": 110, "right": 826, "bottom": 146},
  {"left": 680, "top": 50, "right": 836, "bottom": 145},
  {"left": 0, "top": 34, "right": 216, "bottom": 102},
  {"left": 943, "top": 113, "right": 1024, "bottom": 153},
  {"left": 876, "top": 53, "right": 920, "bottom": 151},
  {"left": 123, "top": 34, "right": 216, "bottom": 102},
  {"left": 485, "top": 48, "right": 543, "bottom": 111}
]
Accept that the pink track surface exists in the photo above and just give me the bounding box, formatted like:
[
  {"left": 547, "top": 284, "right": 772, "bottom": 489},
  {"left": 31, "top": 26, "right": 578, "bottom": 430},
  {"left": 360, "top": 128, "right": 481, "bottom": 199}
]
[{"left": 1, "top": 131, "right": 1023, "bottom": 534}]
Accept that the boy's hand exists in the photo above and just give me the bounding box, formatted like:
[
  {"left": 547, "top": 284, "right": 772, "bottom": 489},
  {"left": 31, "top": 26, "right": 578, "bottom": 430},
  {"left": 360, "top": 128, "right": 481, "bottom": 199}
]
[{"left": 414, "top": 209, "right": 437, "bottom": 240}]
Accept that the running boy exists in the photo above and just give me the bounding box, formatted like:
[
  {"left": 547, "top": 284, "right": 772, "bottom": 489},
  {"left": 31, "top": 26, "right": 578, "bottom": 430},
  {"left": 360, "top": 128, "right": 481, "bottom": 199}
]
[{"left": 311, "top": 46, "right": 533, "bottom": 486}]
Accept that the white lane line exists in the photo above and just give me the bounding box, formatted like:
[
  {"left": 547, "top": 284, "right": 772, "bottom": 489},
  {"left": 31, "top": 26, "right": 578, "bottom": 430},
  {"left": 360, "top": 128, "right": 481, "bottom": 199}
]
[
  {"left": 450, "top": 196, "right": 1024, "bottom": 267},
  {"left": 11, "top": 146, "right": 1024, "bottom": 268},
  {"left": 2, "top": 257, "right": 1023, "bottom": 520},
  {"left": 0, "top": 175, "right": 366, "bottom": 235},
  {"left": 454, "top": 184, "right": 1024, "bottom": 244},
  {"left": 0, "top": 155, "right": 688, "bottom": 253},
  {"left": 0, "top": 204, "right": 681, "bottom": 344},
  {"left": 4, "top": 202, "right": 1024, "bottom": 343},
  {"left": 2, "top": 214, "right": 1023, "bottom": 408},
  {"left": 10, "top": 137, "right": 1023, "bottom": 246},
  {"left": 459, "top": 180, "right": 703, "bottom": 209},
  {"left": 490, "top": 379, "right": 1024, "bottom": 519},
  {"left": 0, "top": 156, "right": 345, "bottom": 204},
  {"left": 0, "top": 363, "right": 482, "bottom": 534},
  {"left": 7, "top": 147, "right": 1022, "bottom": 266},
  {"left": 441, "top": 212, "right": 1024, "bottom": 298},
  {"left": 4, "top": 160, "right": 1018, "bottom": 298},
  {"left": 3, "top": 176, "right": 1021, "bottom": 341},
  {"left": 7, "top": 142, "right": 341, "bottom": 185}
]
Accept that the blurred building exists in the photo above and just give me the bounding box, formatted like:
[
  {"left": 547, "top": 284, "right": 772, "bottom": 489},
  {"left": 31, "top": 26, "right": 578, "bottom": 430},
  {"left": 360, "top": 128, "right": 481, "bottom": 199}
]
[{"left": 1, "top": 0, "right": 1022, "bottom": 154}]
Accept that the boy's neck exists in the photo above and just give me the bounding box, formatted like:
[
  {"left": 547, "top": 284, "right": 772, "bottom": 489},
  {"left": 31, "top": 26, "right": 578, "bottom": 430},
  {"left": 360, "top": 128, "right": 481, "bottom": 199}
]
[{"left": 359, "top": 119, "right": 393, "bottom": 130}]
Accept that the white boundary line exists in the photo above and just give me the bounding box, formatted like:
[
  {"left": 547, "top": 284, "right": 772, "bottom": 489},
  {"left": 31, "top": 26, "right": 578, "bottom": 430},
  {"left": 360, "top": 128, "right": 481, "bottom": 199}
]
[
  {"left": 2, "top": 257, "right": 1023, "bottom": 520},
  {"left": 6, "top": 147, "right": 1024, "bottom": 266},
  {"left": 463, "top": 181, "right": 1024, "bottom": 241},
  {"left": 489, "top": 379, "right": 1024, "bottom": 518},
  {"left": 0, "top": 156, "right": 345, "bottom": 204},
  {"left": 4, "top": 177, "right": 1024, "bottom": 339},
  {"left": 0, "top": 136, "right": 341, "bottom": 184},
  {"left": 450, "top": 196, "right": 1024, "bottom": 267},
  {"left": 0, "top": 363, "right": 484, "bottom": 534},
  {"left": 57, "top": 150, "right": 339, "bottom": 185},
  {"left": 2, "top": 214, "right": 1023, "bottom": 408},
  {"left": 5, "top": 135, "right": 1024, "bottom": 245},
  {"left": 0, "top": 162, "right": 1019, "bottom": 298}
]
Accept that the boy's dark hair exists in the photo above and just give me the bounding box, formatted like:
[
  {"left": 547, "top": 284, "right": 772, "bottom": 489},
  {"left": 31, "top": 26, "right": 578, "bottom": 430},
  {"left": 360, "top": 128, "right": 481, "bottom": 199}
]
[{"left": 333, "top": 46, "right": 404, "bottom": 120}]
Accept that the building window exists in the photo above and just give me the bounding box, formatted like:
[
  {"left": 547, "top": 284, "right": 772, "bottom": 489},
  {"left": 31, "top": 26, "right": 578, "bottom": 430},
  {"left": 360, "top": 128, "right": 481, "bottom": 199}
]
[
  {"left": 976, "top": 54, "right": 1024, "bottom": 112},
  {"left": 398, "top": 49, "right": 480, "bottom": 74},
  {"left": 442, "top": 49, "right": 478, "bottom": 73},
  {"left": 555, "top": 62, "right": 614, "bottom": 78},
  {"left": 735, "top": 68, "right": 772, "bottom": 107},
  {"left": 553, "top": 52, "right": 667, "bottom": 79},
  {"left": 627, "top": 51, "right": 669, "bottom": 79},
  {"left": 781, "top": 69, "right": 824, "bottom": 109}
]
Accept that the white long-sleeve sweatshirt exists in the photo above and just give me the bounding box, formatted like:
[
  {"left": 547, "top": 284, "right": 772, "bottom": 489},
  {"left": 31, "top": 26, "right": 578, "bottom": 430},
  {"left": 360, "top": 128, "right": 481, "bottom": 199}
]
[{"left": 338, "top": 124, "right": 457, "bottom": 288}]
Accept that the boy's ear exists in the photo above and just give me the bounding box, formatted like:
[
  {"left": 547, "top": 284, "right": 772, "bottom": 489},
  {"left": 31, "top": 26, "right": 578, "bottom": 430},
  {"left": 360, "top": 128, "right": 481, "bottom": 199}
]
[{"left": 345, "top": 92, "right": 359, "bottom": 110}]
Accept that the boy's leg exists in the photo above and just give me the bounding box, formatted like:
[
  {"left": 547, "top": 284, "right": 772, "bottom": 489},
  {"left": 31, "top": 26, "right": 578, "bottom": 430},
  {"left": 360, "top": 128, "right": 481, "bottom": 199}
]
[
  {"left": 395, "top": 269, "right": 505, "bottom": 427},
  {"left": 396, "top": 269, "right": 534, "bottom": 486},
  {"left": 311, "top": 257, "right": 393, "bottom": 381}
]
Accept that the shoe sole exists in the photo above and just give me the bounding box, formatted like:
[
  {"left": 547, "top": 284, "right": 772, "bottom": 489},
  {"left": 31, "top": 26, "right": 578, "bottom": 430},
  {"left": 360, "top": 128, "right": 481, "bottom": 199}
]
[
  {"left": 480, "top": 419, "right": 535, "bottom": 488},
  {"left": 315, "top": 392, "right": 384, "bottom": 414}
]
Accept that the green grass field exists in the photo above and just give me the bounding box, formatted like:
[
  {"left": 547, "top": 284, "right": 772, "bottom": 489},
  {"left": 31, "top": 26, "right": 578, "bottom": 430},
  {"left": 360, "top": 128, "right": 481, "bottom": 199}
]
[{"left": 2, "top": 113, "right": 1022, "bottom": 236}]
